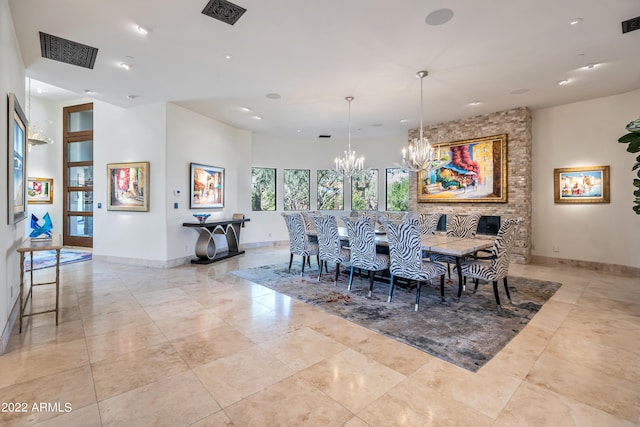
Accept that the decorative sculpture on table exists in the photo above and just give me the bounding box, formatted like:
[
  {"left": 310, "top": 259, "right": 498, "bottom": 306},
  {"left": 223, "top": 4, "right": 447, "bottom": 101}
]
[
  {"left": 192, "top": 213, "right": 211, "bottom": 224},
  {"left": 30, "top": 212, "right": 53, "bottom": 238}
]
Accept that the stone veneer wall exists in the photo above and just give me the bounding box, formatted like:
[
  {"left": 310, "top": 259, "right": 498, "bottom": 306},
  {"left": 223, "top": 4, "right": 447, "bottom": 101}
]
[{"left": 409, "top": 107, "right": 532, "bottom": 263}]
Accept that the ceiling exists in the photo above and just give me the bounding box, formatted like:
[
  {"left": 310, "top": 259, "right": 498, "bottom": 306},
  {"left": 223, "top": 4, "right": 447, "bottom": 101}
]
[{"left": 8, "top": 0, "right": 640, "bottom": 140}]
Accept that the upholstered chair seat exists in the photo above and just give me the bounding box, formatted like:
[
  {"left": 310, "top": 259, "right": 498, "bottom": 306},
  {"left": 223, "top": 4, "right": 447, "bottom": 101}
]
[
  {"left": 312, "top": 214, "right": 350, "bottom": 285},
  {"left": 342, "top": 216, "right": 389, "bottom": 295}
]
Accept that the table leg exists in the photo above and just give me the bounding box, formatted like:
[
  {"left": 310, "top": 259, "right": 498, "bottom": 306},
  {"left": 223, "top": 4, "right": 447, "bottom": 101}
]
[
  {"left": 456, "top": 257, "right": 464, "bottom": 298},
  {"left": 55, "top": 248, "right": 60, "bottom": 325},
  {"left": 19, "top": 253, "right": 24, "bottom": 333}
]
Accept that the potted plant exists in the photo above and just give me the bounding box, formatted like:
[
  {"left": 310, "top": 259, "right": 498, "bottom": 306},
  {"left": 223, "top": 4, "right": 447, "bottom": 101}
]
[{"left": 618, "top": 117, "right": 640, "bottom": 214}]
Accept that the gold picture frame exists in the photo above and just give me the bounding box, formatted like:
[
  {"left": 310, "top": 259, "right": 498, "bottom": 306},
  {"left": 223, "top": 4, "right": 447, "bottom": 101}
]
[
  {"left": 554, "top": 165, "right": 610, "bottom": 204},
  {"left": 417, "top": 134, "right": 508, "bottom": 203},
  {"left": 107, "top": 162, "right": 150, "bottom": 211},
  {"left": 27, "top": 177, "right": 54, "bottom": 204}
]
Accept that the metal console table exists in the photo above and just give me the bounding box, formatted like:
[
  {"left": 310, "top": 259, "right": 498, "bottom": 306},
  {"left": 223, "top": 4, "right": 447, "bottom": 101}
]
[{"left": 182, "top": 217, "right": 250, "bottom": 264}]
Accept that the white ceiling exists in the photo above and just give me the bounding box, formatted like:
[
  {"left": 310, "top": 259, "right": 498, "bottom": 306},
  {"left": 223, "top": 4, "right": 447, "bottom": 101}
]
[{"left": 8, "top": 0, "right": 640, "bottom": 140}]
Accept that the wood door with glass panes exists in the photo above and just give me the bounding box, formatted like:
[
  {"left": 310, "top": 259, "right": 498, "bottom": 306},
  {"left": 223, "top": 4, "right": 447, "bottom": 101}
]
[{"left": 63, "top": 103, "right": 94, "bottom": 247}]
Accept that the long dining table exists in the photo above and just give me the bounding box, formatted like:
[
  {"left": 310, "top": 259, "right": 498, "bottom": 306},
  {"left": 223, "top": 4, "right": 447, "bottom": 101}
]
[{"left": 331, "top": 227, "right": 494, "bottom": 297}]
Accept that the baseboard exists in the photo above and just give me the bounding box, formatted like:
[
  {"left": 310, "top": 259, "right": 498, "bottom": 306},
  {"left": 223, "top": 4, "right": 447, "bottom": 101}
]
[
  {"left": 92, "top": 254, "right": 191, "bottom": 269},
  {"left": 242, "top": 240, "right": 288, "bottom": 249},
  {"left": 0, "top": 297, "right": 19, "bottom": 355},
  {"left": 531, "top": 255, "right": 640, "bottom": 277}
]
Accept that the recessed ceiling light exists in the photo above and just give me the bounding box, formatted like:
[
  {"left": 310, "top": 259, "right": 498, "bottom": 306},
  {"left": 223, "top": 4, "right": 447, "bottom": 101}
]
[
  {"left": 425, "top": 8, "right": 454, "bottom": 26},
  {"left": 557, "top": 79, "right": 570, "bottom": 86},
  {"left": 510, "top": 88, "right": 529, "bottom": 95},
  {"left": 136, "top": 25, "right": 149, "bottom": 35},
  {"left": 36, "top": 88, "right": 45, "bottom": 94},
  {"left": 225, "top": 54, "right": 232, "bottom": 60},
  {"left": 120, "top": 63, "right": 132, "bottom": 70},
  {"left": 126, "top": 95, "right": 136, "bottom": 101},
  {"left": 400, "top": 119, "right": 409, "bottom": 123},
  {"left": 371, "top": 123, "right": 383, "bottom": 127},
  {"left": 240, "top": 107, "right": 251, "bottom": 112},
  {"left": 583, "top": 62, "right": 599, "bottom": 70},
  {"left": 469, "top": 101, "right": 481, "bottom": 106},
  {"left": 84, "top": 89, "right": 94, "bottom": 94},
  {"left": 570, "top": 18, "right": 582, "bottom": 25},
  {"left": 253, "top": 115, "right": 262, "bottom": 120},
  {"left": 266, "top": 93, "right": 281, "bottom": 100}
]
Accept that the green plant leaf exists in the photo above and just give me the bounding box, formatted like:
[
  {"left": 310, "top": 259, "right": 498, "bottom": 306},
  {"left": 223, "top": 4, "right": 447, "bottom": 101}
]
[
  {"left": 633, "top": 204, "right": 640, "bottom": 214},
  {"left": 627, "top": 140, "right": 640, "bottom": 153},
  {"left": 634, "top": 179, "right": 640, "bottom": 187},
  {"left": 626, "top": 117, "right": 640, "bottom": 132},
  {"left": 618, "top": 133, "right": 640, "bottom": 144},
  {"left": 634, "top": 189, "right": 640, "bottom": 197}
]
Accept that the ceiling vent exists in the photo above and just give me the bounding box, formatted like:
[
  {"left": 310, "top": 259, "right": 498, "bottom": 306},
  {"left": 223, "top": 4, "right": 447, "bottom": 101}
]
[
  {"left": 621, "top": 16, "right": 640, "bottom": 34},
  {"left": 202, "top": 0, "right": 247, "bottom": 26},
  {"left": 39, "top": 32, "right": 98, "bottom": 69},
  {"left": 318, "top": 135, "right": 332, "bottom": 139}
]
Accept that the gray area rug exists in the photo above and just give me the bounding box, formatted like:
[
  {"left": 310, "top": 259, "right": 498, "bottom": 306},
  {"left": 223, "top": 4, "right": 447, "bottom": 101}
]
[{"left": 231, "top": 263, "right": 561, "bottom": 372}]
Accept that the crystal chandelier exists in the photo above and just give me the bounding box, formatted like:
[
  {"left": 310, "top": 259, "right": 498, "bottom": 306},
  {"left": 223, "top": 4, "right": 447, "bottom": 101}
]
[
  {"left": 334, "top": 96, "right": 364, "bottom": 181},
  {"left": 400, "top": 71, "right": 447, "bottom": 173},
  {"left": 27, "top": 78, "right": 54, "bottom": 149}
]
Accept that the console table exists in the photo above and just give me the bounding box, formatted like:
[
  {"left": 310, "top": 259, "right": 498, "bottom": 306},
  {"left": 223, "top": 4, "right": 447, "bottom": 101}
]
[
  {"left": 183, "top": 217, "right": 250, "bottom": 264},
  {"left": 16, "top": 234, "right": 62, "bottom": 332}
]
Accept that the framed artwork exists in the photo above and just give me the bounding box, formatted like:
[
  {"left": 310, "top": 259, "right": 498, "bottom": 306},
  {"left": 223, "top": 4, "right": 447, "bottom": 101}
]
[
  {"left": 283, "top": 169, "right": 310, "bottom": 211},
  {"left": 8, "top": 93, "right": 28, "bottom": 224},
  {"left": 554, "top": 165, "right": 610, "bottom": 204},
  {"left": 28, "top": 177, "right": 54, "bottom": 204},
  {"left": 386, "top": 168, "right": 409, "bottom": 211},
  {"left": 317, "top": 169, "right": 344, "bottom": 210},
  {"left": 190, "top": 163, "right": 224, "bottom": 209},
  {"left": 417, "top": 134, "right": 508, "bottom": 203},
  {"left": 351, "top": 169, "right": 378, "bottom": 211},
  {"left": 251, "top": 167, "right": 276, "bottom": 211},
  {"left": 107, "top": 161, "right": 150, "bottom": 211}
]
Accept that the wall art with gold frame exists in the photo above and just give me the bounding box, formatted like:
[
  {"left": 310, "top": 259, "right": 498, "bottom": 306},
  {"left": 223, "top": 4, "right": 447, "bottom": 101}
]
[{"left": 553, "top": 165, "right": 610, "bottom": 204}]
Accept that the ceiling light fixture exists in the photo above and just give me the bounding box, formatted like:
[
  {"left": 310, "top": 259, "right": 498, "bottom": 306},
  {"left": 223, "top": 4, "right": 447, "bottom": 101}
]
[
  {"left": 136, "top": 25, "right": 149, "bottom": 35},
  {"left": 84, "top": 89, "right": 94, "bottom": 94},
  {"left": 399, "top": 71, "right": 447, "bottom": 173},
  {"left": 27, "top": 78, "right": 54, "bottom": 149},
  {"left": 469, "top": 101, "right": 481, "bottom": 106},
  {"left": 557, "top": 79, "right": 570, "bottom": 86},
  {"left": 583, "top": 62, "right": 599, "bottom": 70},
  {"left": 570, "top": 18, "right": 583, "bottom": 25},
  {"left": 126, "top": 95, "right": 137, "bottom": 101},
  {"left": 120, "top": 62, "right": 132, "bottom": 70},
  {"left": 225, "top": 55, "right": 232, "bottom": 60},
  {"left": 240, "top": 107, "right": 251, "bottom": 112},
  {"left": 334, "top": 96, "right": 364, "bottom": 181}
]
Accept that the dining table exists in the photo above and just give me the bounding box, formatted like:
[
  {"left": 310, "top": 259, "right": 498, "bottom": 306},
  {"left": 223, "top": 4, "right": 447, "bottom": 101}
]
[{"left": 329, "top": 227, "right": 495, "bottom": 298}]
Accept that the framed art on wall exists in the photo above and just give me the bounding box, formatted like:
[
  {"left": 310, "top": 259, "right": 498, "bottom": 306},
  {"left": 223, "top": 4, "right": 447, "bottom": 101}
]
[
  {"left": 8, "top": 93, "right": 28, "bottom": 224},
  {"left": 554, "top": 165, "right": 610, "bottom": 204},
  {"left": 107, "top": 161, "right": 150, "bottom": 211},
  {"left": 417, "top": 134, "right": 508, "bottom": 203},
  {"left": 190, "top": 163, "right": 224, "bottom": 209},
  {"left": 28, "top": 177, "right": 54, "bottom": 204}
]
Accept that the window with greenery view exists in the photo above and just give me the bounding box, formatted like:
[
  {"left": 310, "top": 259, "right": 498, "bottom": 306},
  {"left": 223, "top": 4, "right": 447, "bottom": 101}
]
[
  {"left": 317, "top": 169, "right": 344, "bottom": 210},
  {"left": 386, "top": 168, "right": 409, "bottom": 211},
  {"left": 251, "top": 167, "right": 276, "bottom": 211},
  {"left": 351, "top": 169, "right": 378, "bottom": 211},
  {"left": 283, "top": 169, "right": 310, "bottom": 211}
]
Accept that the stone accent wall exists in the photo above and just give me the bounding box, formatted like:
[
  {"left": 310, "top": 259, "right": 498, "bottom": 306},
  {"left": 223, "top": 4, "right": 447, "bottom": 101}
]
[{"left": 409, "top": 107, "right": 532, "bottom": 263}]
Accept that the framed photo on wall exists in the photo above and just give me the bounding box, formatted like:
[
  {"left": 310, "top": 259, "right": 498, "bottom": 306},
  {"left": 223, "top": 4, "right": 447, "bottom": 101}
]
[
  {"left": 8, "top": 93, "right": 28, "bottom": 224},
  {"left": 107, "top": 161, "right": 150, "bottom": 211},
  {"left": 417, "top": 134, "right": 508, "bottom": 203},
  {"left": 554, "top": 165, "right": 610, "bottom": 204},
  {"left": 28, "top": 177, "right": 54, "bottom": 204},
  {"left": 190, "top": 163, "right": 224, "bottom": 209}
]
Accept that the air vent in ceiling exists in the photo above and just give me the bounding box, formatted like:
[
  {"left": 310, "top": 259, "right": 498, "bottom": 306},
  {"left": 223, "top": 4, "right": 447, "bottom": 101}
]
[
  {"left": 202, "top": 0, "right": 247, "bottom": 26},
  {"left": 39, "top": 32, "right": 98, "bottom": 69},
  {"left": 318, "top": 135, "right": 332, "bottom": 139},
  {"left": 621, "top": 16, "right": 640, "bottom": 34}
]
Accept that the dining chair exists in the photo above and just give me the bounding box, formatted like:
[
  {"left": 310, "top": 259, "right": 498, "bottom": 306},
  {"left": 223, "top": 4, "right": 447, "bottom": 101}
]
[
  {"left": 429, "top": 213, "right": 481, "bottom": 277},
  {"left": 281, "top": 213, "right": 319, "bottom": 276},
  {"left": 459, "top": 217, "right": 524, "bottom": 310},
  {"left": 385, "top": 213, "right": 447, "bottom": 311},
  {"left": 342, "top": 215, "right": 390, "bottom": 295},
  {"left": 312, "top": 214, "right": 350, "bottom": 284},
  {"left": 419, "top": 212, "right": 443, "bottom": 235}
]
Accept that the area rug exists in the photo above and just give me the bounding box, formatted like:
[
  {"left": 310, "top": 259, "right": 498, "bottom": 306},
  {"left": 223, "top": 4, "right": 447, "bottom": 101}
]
[
  {"left": 25, "top": 249, "right": 92, "bottom": 271},
  {"left": 231, "top": 264, "right": 561, "bottom": 372}
]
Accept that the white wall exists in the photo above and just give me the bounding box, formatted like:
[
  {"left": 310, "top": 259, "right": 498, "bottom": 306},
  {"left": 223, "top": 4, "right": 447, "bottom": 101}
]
[
  {"left": 244, "top": 133, "right": 409, "bottom": 245},
  {"left": 92, "top": 102, "right": 168, "bottom": 265},
  {"left": 0, "top": 0, "right": 26, "bottom": 350},
  {"left": 531, "top": 89, "right": 640, "bottom": 269}
]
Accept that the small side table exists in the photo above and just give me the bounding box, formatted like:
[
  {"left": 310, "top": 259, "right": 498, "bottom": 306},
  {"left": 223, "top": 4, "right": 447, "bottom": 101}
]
[{"left": 16, "top": 234, "right": 62, "bottom": 333}]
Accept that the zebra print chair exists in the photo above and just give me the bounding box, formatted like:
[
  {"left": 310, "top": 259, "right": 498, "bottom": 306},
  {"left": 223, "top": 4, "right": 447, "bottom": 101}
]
[
  {"left": 429, "top": 213, "right": 481, "bottom": 277},
  {"left": 459, "top": 217, "right": 524, "bottom": 309},
  {"left": 281, "top": 213, "right": 319, "bottom": 277},
  {"left": 385, "top": 214, "right": 447, "bottom": 311},
  {"left": 342, "top": 216, "right": 390, "bottom": 295},
  {"left": 419, "top": 212, "right": 443, "bottom": 235},
  {"left": 312, "top": 214, "right": 350, "bottom": 285}
]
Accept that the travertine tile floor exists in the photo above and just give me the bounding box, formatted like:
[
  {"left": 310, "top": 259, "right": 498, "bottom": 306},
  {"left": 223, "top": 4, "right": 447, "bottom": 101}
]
[{"left": 1, "top": 246, "right": 639, "bottom": 426}]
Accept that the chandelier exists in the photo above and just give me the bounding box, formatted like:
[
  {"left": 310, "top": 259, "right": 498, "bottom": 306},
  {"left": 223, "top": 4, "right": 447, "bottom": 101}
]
[
  {"left": 27, "top": 78, "right": 54, "bottom": 149},
  {"left": 400, "top": 70, "right": 447, "bottom": 173},
  {"left": 334, "top": 96, "right": 364, "bottom": 180}
]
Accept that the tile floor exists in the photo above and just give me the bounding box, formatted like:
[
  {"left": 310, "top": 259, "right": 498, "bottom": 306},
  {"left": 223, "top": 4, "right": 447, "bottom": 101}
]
[{"left": 1, "top": 246, "right": 639, "bottom": 426}]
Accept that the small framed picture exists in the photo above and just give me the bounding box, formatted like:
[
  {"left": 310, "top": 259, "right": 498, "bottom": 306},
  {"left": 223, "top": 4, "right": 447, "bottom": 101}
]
[
  {"left": 107, "top": 162, "right": 150, "bottom": 211},
  {"left": 554, "top": 165, "right": 610, "bottom": 204},
  {"left": 190, "top": 163, "right": 224, "bottom": 209},
  {"left": 27, "top": 177, "right": 54, "bottom": 204}
]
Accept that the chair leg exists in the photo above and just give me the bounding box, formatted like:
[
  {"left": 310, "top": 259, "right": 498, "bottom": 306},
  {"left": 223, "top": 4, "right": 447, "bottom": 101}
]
[
  {"left": 415, "top": 281, "right": 422, "bottom": 311},
  {"left": 440, "top": 274, "right": 445, "bottom": 301},
  {"left": 316, "top": 255, "right": 320, "bottom": 269},
  {"left": 492, "top": 280, "right": 501, "bottom": 308},
  {"left": 301, "top": 256, "right": 306, "bottom": 277},
  {"left": 288, "top": 254, "right": 293, "bottom": 272},
  {"left": 387, "top": 275, "right": 395, "bottom": 303},
  {"left": 334, "top": 263, "right": 340, "bottom": 285},
  {"left": 447, "top": 263, "right": 451, "bottom": 279},
  {"left": 474, "top": 278, "right": 480, "bottom": 292},
  {"left": 348, "top": 266, "right": 354, "bottom": 291},
  {"left": 503, "top": 277, "right": 511, "bottom": 302},
  {"left": 317, "top": 260, "right": 322, "bottom": 282},
  {"left": 368, "top": 270, "right": 375, "bottom": 297}
]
